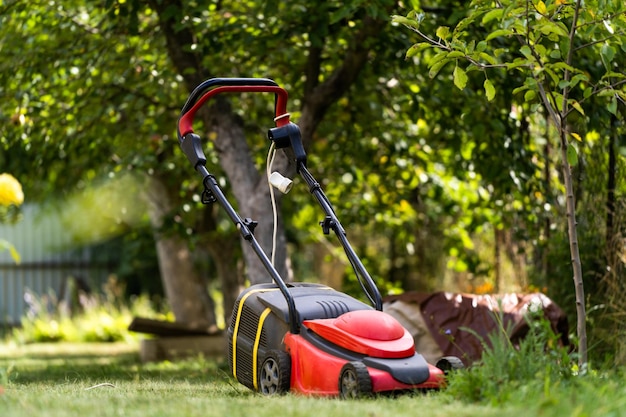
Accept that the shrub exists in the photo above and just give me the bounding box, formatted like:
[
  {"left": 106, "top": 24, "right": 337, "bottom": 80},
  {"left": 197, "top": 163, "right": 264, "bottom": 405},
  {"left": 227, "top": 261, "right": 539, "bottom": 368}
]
[
  {"left": 8, "top": 281, "right": 171, "bottom": 344},
  {"left": 444, "top": 309, "right": 575, "bottom": 404}
]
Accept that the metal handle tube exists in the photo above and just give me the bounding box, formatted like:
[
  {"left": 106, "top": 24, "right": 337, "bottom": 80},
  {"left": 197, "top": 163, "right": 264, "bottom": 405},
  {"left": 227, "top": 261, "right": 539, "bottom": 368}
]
[
  {"left": 298, "top": 164, "right": 383, "bottom": 311},
  {"left": 195, "top": 166, "right": 300, "bottom": 334}
]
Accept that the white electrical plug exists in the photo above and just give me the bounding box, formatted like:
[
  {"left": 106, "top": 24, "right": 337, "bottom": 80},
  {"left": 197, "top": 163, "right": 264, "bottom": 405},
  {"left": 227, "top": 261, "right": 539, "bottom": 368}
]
[{"left": 269, "top": 172, "right": 293, "bottom": 194}]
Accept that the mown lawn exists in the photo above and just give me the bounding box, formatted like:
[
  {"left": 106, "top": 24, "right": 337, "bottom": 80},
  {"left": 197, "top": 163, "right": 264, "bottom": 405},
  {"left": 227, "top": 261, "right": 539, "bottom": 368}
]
[{"left": 0, "top": 342, "right": 624, "bottom": 417}]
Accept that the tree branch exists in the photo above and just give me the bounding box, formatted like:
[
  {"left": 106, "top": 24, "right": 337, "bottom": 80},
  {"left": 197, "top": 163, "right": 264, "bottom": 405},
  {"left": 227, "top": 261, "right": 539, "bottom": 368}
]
[
  {"left": 299, "top": 14, "right": 390, "bottom": 146},
  {"left": 146, "top": 0, "right": 206, "bottom": 89},
  {"left": 574, "top": 30, "right": 626, "bottom": 52},
  {"left": 561, "top": 0, "right": 584, "bottom": 117},
  {"left": 304, "top": 45, "right": 323, "bottom": 96}
]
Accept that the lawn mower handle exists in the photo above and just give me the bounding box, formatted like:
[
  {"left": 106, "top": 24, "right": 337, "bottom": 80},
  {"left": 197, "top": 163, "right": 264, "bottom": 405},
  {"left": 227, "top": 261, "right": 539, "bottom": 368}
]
[
  {"left": 177, "top": 77, "right": 300, "bottom": 334},
  {"left": 177, "top": 78, "right": 306, "bottom": 171},
  {"left": 177, "top": 77, "right": 383, "bottom": 334},
  {"left": 177, "top": 78, "right": 290, "bottom": 141}
]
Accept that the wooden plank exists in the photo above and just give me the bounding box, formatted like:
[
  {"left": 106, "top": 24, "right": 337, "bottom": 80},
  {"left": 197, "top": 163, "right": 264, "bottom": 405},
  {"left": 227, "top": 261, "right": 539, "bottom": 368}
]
[{"left": 128, "top": 317, "right": 217, "bottom": 337}]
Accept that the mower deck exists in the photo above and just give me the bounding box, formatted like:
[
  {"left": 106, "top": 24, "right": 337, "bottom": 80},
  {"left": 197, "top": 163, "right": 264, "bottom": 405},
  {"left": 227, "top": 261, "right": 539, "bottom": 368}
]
[{"left": 229, "top": 283, "right": 445, "bottom": 396}]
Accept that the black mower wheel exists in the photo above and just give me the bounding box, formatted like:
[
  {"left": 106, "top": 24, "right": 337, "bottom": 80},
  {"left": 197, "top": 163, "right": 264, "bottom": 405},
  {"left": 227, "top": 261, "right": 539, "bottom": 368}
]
[
  {"left": 435, "top": 356, "right": 465, "bottom": 375},
  {"left": 258, "top": 350, "right": 291, "bottom": 395},
  {"left": 339, "top": 362, "right": 372, "bottom": 399}
]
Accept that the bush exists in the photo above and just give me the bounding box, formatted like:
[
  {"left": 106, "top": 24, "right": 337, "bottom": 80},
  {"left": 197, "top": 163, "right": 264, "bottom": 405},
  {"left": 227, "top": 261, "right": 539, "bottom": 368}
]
[
  {"left": 8, "top": 279, "right": 171, "bottom": 344},
  {"left": 444, "top": 309, "right": 575, "bottom": 404}
]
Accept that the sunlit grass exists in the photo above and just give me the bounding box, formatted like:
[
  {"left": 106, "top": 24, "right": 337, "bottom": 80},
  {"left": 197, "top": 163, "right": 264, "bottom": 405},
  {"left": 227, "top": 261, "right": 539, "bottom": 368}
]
[
  {"left": 0, "top": 343, "right": 504, "bottom": 417},
  {"left": 1, "top": 342, "right": 626, "bottom": 417}
]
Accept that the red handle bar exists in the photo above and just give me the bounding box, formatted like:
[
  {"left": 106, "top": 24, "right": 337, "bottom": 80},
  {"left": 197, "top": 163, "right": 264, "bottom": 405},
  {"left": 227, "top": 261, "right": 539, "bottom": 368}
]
[{"left": 178, "top": 85, "right": 290, "bottom": 138}]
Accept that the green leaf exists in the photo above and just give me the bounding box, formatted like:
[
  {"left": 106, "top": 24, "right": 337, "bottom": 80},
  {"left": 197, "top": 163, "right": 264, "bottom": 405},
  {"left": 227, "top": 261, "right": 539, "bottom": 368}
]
[
  {"left": 551, "top": 62, "right": 577, "bottom": 73},
  {"left": 406, "top": 42, "right": 431, "bottom": 58},
  {"left": 601, "top": 44, "right": 616, "bottom": 69},
  {"left": 544, "top": 66, "right": 561, "bottom": 86},
  {"left": 524, "top": 89, "right": 537, "bottom": 101},
  {"left": 536, "top": 0, "right": 547, "bottom": 15},
  {"left": 566, "top": 143, "right": 578, "bottom": 166},
  {"left": 608, "top": 96, "right": 618, "bottom": 115},
  {"left": 391, "top": 15, "right": 420, "bottom": 30},
  {"left": 478, "top": 52, "right": 497, "bottom": 65},
  {"left": 507, "top": 59, "right": 532, "bottom": 70},
  {"left": 549, "top": 49, "right": 561, "bottom": 59},
  {"left": 602, "top": 72, "right": 626, "bottom": 80},
  {"left": 484, "top": 79, "right": 496, "bottom": 101},
  {"left": 0, "top": 239, "right": 20, "bottom": 264},
  {"left": 428, "top": 59, "right": 449, "bottom": 78},
  {"left": 436, "top": 26, "right": 450, "bottom": 40},
  {"left": 453, "top": 65, "right": 468, "bottom": 90},
  {"left": 466, "top": 40, "right": 476, "bottom": 53},
  {"left": 485, "top": 29, "right": 514, "bottom": 41},
  {"left": 520, "top": 45, "right": 533, "bottom": 59},
  {"left": 538, "top": 21, "right": 568, "bottom": 37},
  {"left": 447, "top": 51, "right": 465, "bottom": 59},
  {"left": 570, "top": 100, "right": 585, "bottom": 116},
  {"left": 535, "top": 44, "right": 548, "bottom": 58},
  {"left": 552, "top": 92, "right": 565, "bottom": 111},
  {"left": 454, "top": 16, "right": 474, "bottom": 34},
  {"left": 9, "top": 245, "right": 21, "bottom": 263},
  {"left": 570, "top": 74, "right": 588, "bottom": 88},
  {"left": 512, "top": 85, "right": 529, "bottom": 95},
  {"left": 482, "top": 9, "right": 503, "bottom": 24},
  {"left": 430, "top": 51, "right": 450, "bottom": 66}
]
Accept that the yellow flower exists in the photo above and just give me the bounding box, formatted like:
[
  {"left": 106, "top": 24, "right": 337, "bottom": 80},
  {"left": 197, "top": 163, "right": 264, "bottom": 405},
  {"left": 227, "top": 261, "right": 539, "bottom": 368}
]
[{"left": 0, "top": 173, "right": 24, "bottom": 207}]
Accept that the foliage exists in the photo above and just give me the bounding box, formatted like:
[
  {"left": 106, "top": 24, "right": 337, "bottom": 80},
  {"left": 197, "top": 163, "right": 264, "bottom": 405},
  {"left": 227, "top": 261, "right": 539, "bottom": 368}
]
[
  {"left": 393, "top": 0, "right": 626, "bottom": 367},
  {"left": 393, "top": 0, "right": 626, "bottom": 117},
  {"left": 445, "top": 311, "right": 575, "bottom": 403},
  {"left": 8, "top": 280, "right": 170, "bottom": 344}
]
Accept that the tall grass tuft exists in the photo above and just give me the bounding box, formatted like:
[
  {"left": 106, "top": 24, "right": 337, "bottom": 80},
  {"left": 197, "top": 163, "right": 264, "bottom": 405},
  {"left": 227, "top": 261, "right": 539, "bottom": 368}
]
[{"left": 444, "top": 308, "right": 575, "bottom": 405}]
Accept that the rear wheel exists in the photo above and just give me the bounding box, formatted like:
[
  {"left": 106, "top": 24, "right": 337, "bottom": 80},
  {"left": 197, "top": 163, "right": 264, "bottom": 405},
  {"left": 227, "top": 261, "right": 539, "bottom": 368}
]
[
  {"left": 339, "top": 362, "right": 372, "bottom": 399},
  {"left": 435, "top": 356, "right": 465, "bottom": 375},
  {"left": 258, "top": 350, "right": 291, "bottom": 395}
]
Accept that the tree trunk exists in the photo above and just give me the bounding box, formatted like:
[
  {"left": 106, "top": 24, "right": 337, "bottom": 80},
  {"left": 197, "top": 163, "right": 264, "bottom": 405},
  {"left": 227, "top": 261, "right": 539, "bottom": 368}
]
[
  {"left": 494, "top": 228, "right": 502, "bottom": 293},
  {"left": 206, "top": 241, "right": 243, "bottom": 325},
  {"left": 558, "top": 130, "right": 588, "bottom": 369},
  {"left": 144, "top": 175, "right": 217, "bottom": 331},
  {"left": 542, "top": 139, "right": 552, "bottom": 283},
  {"left": 198, "top": 203, "right": 245, "bottom": 325},
  {"left": 204, "top": 98, "right": 291, "bottom": 284},
  {"left": 606, "top": 115, "right": 617, "bottom": 255}
]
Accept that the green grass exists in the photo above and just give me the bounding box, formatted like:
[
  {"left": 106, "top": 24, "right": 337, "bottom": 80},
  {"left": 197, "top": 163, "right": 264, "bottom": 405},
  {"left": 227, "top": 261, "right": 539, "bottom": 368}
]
[{"left": 1, "top": 342, "right": 626, "bottom": 417}]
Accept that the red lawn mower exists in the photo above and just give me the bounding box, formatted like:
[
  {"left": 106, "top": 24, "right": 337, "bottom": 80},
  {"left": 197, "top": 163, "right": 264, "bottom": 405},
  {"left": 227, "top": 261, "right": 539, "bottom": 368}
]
[{"left": 176, "top": 78, "right": 462, "bottom": 397}]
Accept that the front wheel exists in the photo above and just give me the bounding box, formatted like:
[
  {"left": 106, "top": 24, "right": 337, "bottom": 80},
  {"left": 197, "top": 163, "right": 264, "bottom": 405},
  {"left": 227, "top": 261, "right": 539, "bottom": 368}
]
[
  {"left": 339, "top": 361, "right": 372, "bottom": 399},
  {"left": 258, "top": 350, "right": 291, "bottom": 395}
]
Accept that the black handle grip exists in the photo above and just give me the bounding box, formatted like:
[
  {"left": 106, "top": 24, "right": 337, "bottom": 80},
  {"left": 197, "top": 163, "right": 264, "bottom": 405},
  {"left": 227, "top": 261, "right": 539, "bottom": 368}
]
[
  {"left": 180, "top": 78, "right": 279, "bottom": 115},
  {"left": 181, "top": 133, "right": 207, "bottom": 169}
]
